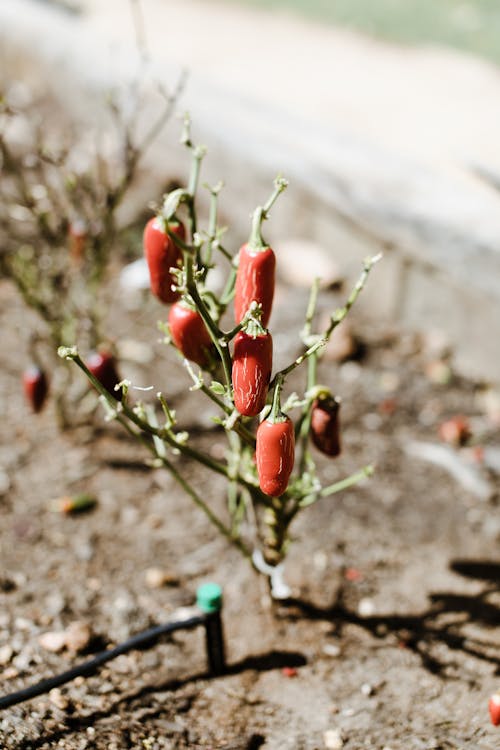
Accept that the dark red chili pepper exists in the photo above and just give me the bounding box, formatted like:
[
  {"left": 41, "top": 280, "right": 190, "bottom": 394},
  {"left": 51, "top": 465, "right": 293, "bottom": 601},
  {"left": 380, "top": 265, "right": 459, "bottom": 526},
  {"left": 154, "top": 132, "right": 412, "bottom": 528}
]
[
  {"left": 310, "top": 393, "right": 341, "bottom": 457},
  {"left": 87, "top": 351, "right": 121, "bottom": 399},
  {"left": 232, "top": 330, "right": 273, "bottom": 416},
  {"left": 143, "top": 217, "right": 185, "bottom": 304},
  {"left": 23, "top": 365, "right": 49, "bottom": 413},
  {"left": 168, "top": 302, "right": 213, "bottom": 368},
  {"left": 234, "top": 243, "right": 275, "bottom": 327},
  {"left": 68, "top": 218, "right": 88, "bottom": 265},
  {"left": 256, "top": 416, "right": 295, "bottom": 497}
]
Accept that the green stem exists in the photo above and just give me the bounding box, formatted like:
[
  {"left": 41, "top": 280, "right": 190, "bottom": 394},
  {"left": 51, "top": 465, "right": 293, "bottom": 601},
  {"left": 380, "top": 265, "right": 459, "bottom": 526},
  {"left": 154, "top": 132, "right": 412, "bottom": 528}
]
[
  {"left": 270, "top": 375, "right": 284, "bottom": 422},
  {"left": 318, "top": 464, "right": 374, "bottom": 501},
  {"left": 298, "top": 353, "right": 318, "bottom": 474},
  {"left": 247, "top": 176, "right": 288, "bottom": 251},
  {"left": 248, "top": 206, "right": 267, "bottom": 251},
  {"left": 302, "top": 277, "right": 321, "bottom": 343},
  {"left": 202, "top": 181, "right": 223, "bottom": 274}
]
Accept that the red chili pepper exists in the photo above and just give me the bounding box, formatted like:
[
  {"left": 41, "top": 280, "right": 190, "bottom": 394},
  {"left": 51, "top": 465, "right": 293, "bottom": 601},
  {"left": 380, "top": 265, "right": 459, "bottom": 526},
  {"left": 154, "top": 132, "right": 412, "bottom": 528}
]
[
  {"left": 232, "top": 330, "right": 273, "bottom": 416},
  {"left": 168, "top": 302, "right": 213, "bottom": 368},
  {"left": 256, "top": 416, "right": 295, "bottom": 496},
  {"left": 143, "top": 217, "right": 185, "bottom": 304},
  {"left": 68, "top": 218, "right": 88, "bottom": 265},
  {"left": 87, "top": 351, "right": 121, "bottom": 399},
  {"left": 310, "top": 393, "right": 341, "bottom": 457},
  {"left": 23, "top": 365, "right": 49, "bottom": 413},
  {"left": 234, "top": 243, "right": 275, "bottom": 327},
  {"left": 256, "top": 380, "right": 295, "bottom": 496},
  {"left": 489, "top": 691, "right": 500, "bottom": 726}
]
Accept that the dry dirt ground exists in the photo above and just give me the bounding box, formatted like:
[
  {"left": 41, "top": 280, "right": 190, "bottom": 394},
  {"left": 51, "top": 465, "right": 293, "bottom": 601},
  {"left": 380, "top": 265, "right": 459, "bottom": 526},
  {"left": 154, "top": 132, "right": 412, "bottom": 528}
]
[{"left": 0, "top": 268, "right": 499, "bottom": 750}]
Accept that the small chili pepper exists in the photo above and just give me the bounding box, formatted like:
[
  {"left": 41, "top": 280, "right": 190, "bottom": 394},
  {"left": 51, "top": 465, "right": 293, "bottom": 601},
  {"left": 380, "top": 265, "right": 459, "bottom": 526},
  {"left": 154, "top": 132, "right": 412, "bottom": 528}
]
[
  {"left": 232, "top": 330, "right": 272, "bottom": 417},
  {"left": 310, "top": 392, "right": 341, "bottom": 457},
  {"left": 168, "top": 302, "right": 213, "bottom": 368},
  {"left": 234, "top": 207, "right": 275, "bottom": 327},
  {"left": 143, "top": 217, "right": 185, "bottom": 304},
  {"left": 256, "top": 379, "right": 295, "bottom": 497},
  {"left": 68, "top": 218, "right": 88, "bottom": 265},
  {"left": 52, "top": 494, "right": 97, "bottom": 515},
  {"left": 23, "top": 365, "right": 49, "bottom": 413},
  {"left": 87, "top": 351, "right": 121, "bottom": 399},
  {"left": 489, "top": 691, "right": 500, "bottom": 726},
  {"left": 438, "top": 416, "right": 471, "bottom": 447}
]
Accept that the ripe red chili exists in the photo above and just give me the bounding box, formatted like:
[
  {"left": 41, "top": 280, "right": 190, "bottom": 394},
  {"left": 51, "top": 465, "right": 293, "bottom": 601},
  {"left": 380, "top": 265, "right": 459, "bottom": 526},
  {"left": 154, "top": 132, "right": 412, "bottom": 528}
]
[
  {"left": 310, "top": 394, "right": 341, "bottom": 457},
  {"left": 23, "top": 365, "right": 49, "bottom": 413},
  {"left": 232, "top": 331, "right": 272, "bottom": 417},
  {"left": 168, "top": 302, "right": 213, "bottom": 368},
  {"left": 489, "top": 691, "right": 500, "bottom": 726},
  {"left": 234, "top": 243, "right": 275, "bottom": 327},
  {"left": 87, "top": 351, "right": 121, "bottom": 399},
  {"left": 256, "top": 416, "right": 295, "bottom": 497},
  {"left": 143, "top": 218, "right": 185, "bottom": 304}
]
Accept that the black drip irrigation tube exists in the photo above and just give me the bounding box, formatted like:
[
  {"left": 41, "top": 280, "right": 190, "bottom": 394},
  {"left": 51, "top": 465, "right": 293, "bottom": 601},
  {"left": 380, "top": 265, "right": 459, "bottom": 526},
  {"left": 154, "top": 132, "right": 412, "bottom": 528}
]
[{"left": 0, "top": 582, "right": 225, "bottom": 711}]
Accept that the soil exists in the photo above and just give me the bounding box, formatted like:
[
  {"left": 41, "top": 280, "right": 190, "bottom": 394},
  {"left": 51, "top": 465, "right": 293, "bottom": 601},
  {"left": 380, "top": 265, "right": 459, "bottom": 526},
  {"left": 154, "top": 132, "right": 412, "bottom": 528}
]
[{"left": 0, "top": 269, "right": 499, "bottom": 750}]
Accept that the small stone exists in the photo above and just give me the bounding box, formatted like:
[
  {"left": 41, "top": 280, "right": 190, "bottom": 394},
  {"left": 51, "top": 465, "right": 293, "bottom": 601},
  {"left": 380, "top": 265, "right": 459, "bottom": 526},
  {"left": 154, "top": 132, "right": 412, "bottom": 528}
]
[
  {"left": 38, "top": 631, "right": 67, "bottom": 653},
  {"left": 3, "top": 667, "right": 19, "bottom": 679},
  {"left": 323, "top": 727, "right": 344, "bottom": 749},
  {"left": 15, "top": 617, "right": 33, "bottom": 631},
  {"left": 0, "top": 645, "right": 13, "bottom": 665},
  {"left": 425, "top": 360, "right": 452, "bottom": 385},
  {"left": 339, "top": 361, "right": 362, "bottom": 383},
  {"left": 313, "top": 551, "right": 328, "bottom": 571},
  {"left": 358, "top": 598, "right": 376, "bottom": 617},
  {"left": 49, "top": 688, "right": 69, "bottom": 710},
  {"left": 65, "top": 621, "right": 92, "bottom": 653},
  {"left": 323, "top": 643, "right": 341, "bottom": 658},
  {"left": 360, "top": 682, "right": 373, "bottom": 696},
  {"left": 145, "top": 567, "right": 179, "bottom": 589}
]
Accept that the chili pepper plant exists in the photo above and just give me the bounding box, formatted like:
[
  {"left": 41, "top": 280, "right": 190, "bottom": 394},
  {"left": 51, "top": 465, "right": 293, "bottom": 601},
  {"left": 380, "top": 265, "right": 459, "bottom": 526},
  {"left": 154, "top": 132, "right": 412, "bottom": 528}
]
[
  {"left": 0, "top": 78, "right": 182, "bottom": 425},
  {"left": 60, "top": 119, "right": 379, "bottom": 596}
]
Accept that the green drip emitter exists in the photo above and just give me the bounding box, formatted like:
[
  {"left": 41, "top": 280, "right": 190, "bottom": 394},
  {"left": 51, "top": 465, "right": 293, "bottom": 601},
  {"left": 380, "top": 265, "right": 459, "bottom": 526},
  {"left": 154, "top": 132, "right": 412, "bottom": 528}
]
[{"left": 197, "top": 582, "right": 226, "bottom": 676}]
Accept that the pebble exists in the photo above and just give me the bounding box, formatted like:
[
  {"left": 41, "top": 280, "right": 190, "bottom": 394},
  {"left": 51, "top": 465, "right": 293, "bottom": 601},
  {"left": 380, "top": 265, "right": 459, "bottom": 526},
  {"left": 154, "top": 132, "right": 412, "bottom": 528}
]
[
  {"left": 323, "top": 727, "right": 344, "bottom": 749},
  {"left": 360, "top": 682, "right": 373, "bottom": 696},
  {"left": 49, "top": 688, "right": 69, "bottom": 711},
  {"left": 0, "top": 645, "right": 13, "bottom": 665},
  {"left": 38, "top": 631, "right": 67, "bottom": 653},
  {"left": 313, "top": 551, "right": 328, "bottom": 571},
  {"left": 358, "top": 598, "right": 376, "bottom": 617},
  {"left": 323, "top": 643, "right": 341, "bottom": 658},
  {"left": 144, "top": 567, "right": 180, "bottom": 589},
  {"left": 65, "top": 621, "right": 92, "bottom": 653},
  {"left": 45, "top": 591, "right": 66, "bottom": 617},
  {"left": 3, "top": 667, "right": 19, "bottom": 679}
]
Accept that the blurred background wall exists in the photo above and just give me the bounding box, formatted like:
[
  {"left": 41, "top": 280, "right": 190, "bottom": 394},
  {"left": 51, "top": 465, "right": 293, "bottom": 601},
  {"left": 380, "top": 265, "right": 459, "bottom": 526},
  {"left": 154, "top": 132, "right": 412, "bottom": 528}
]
[{"left": 2, "top": 0, "right": 500, "bottom": 380}]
